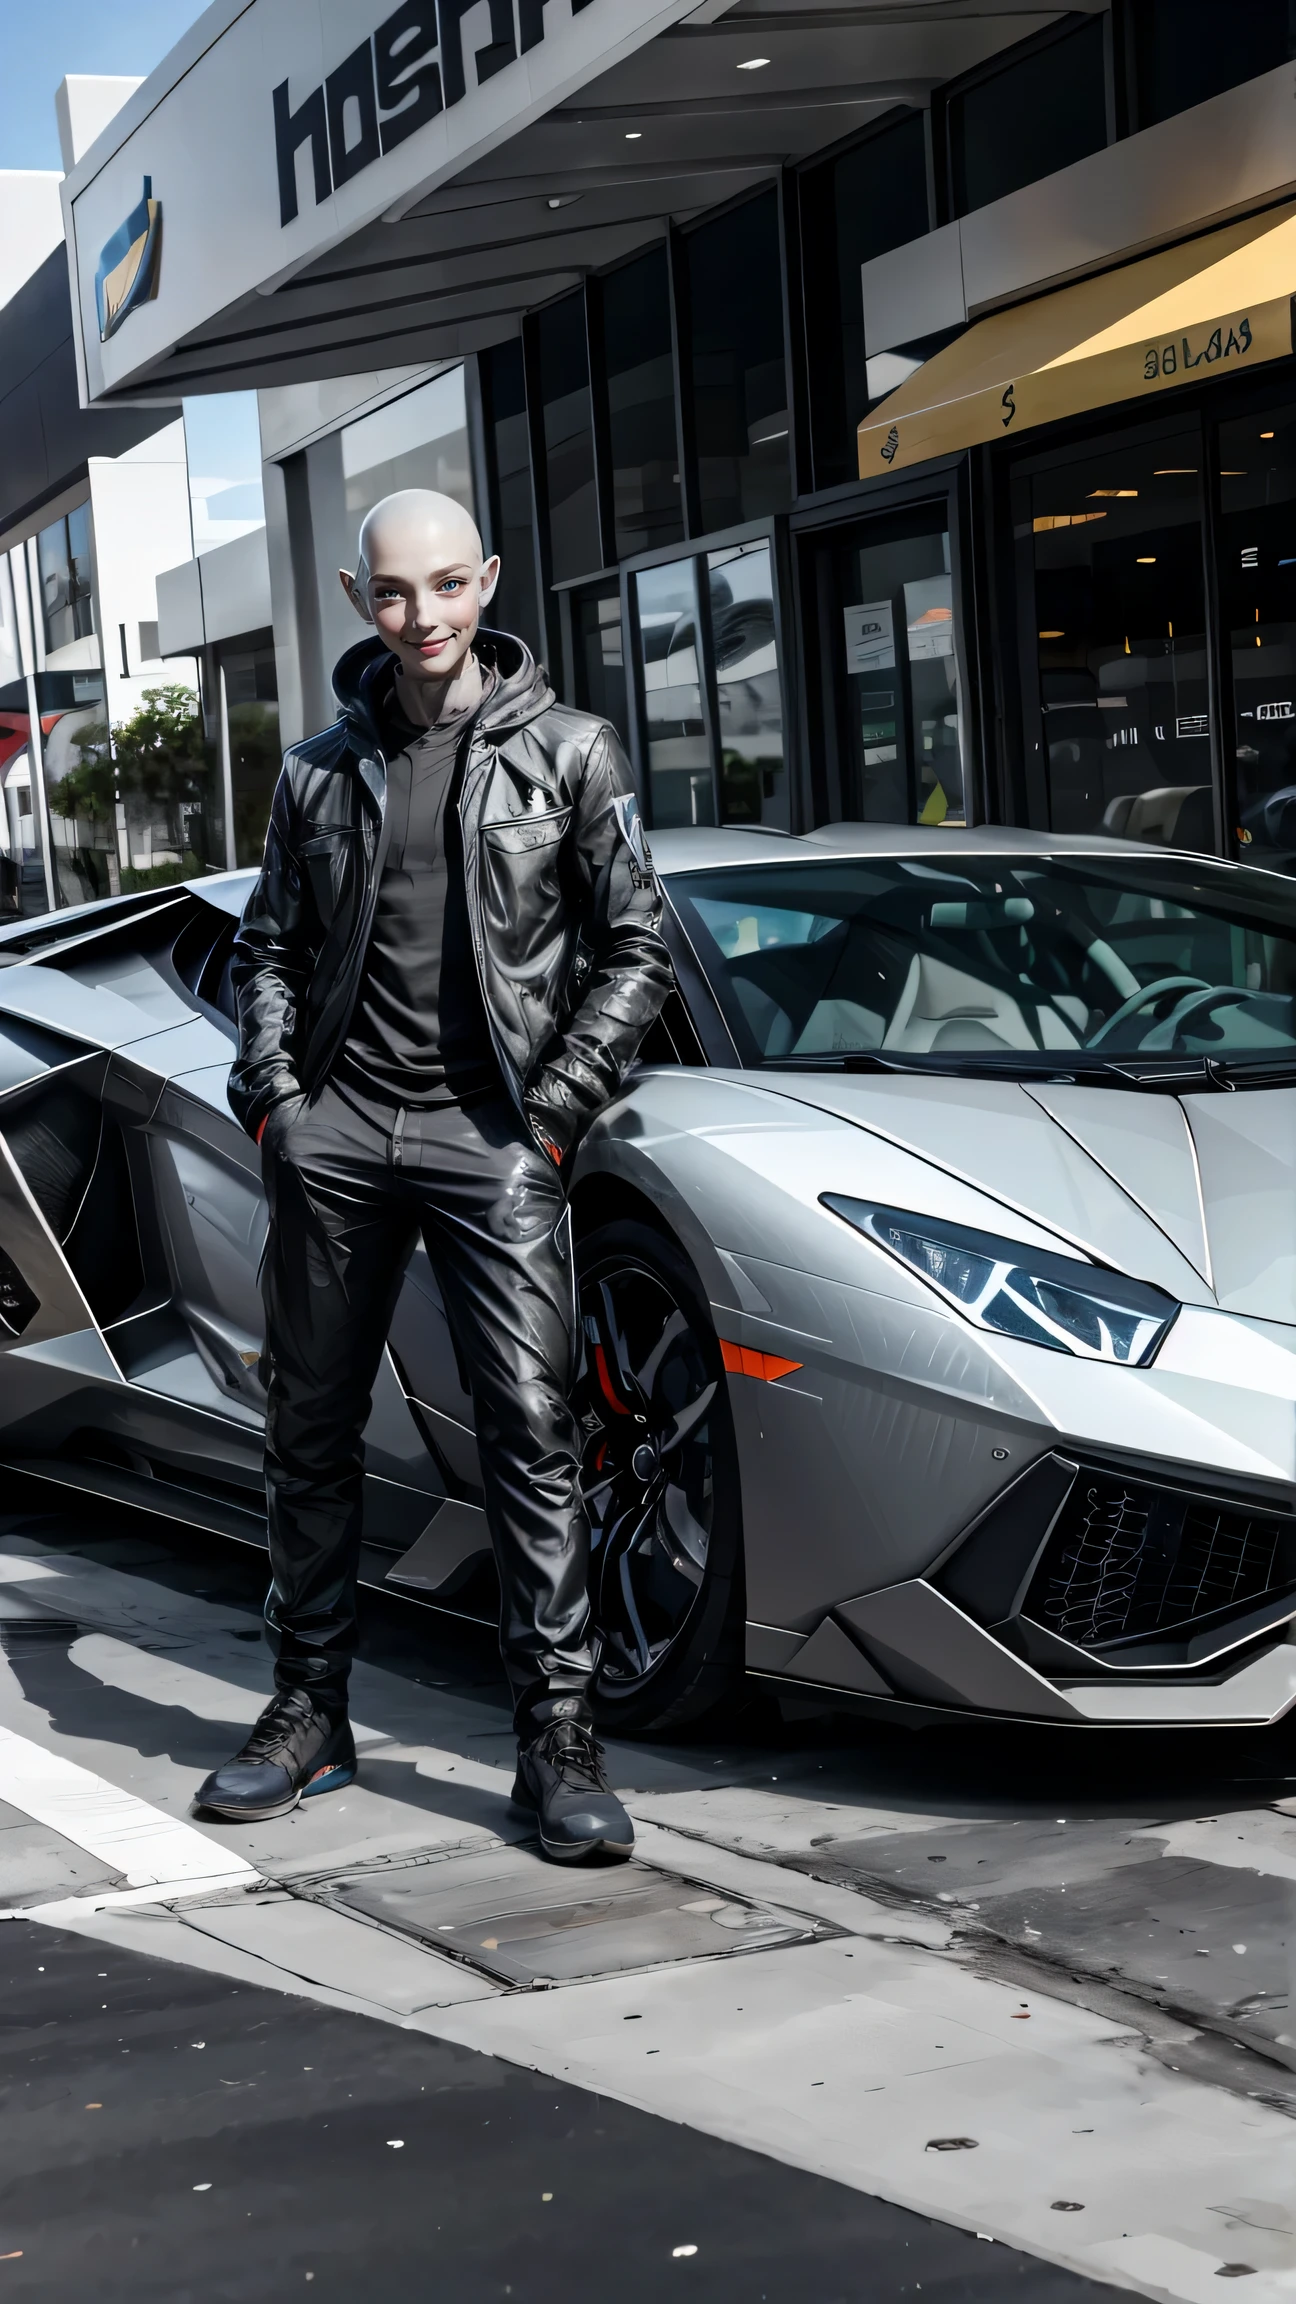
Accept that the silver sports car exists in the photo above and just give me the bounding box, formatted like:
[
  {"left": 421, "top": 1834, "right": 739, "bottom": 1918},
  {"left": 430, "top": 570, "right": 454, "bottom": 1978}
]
[{"left": 1, "top": 825, "right": 1294, "bottom": 1734}]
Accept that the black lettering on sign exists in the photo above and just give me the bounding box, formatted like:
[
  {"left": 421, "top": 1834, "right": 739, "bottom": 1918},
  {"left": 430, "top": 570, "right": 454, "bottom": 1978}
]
[
  {"left": 880, "top": 424, "right": 900, "bottom": 464},
  {"left": 1146, "top": 316, "right": 1257, "bottom": 378},
  {"left": 518, "top": 0, "right": 553, "bottom": 48},
  {"left": 376, "top": 4, "right": 442, "bottom": 154},
  {"left": 275, "top": 0, "right": 566, "bottom": 225},
  {"left": 273, "top": 78, "right": 330, "bottom": 226},
  {"left": 327, "top": 40, "right": 382, "bottom": 188},
  {"left": 440, "top": 0, "right": 516, "bottom": 104},
  {"left": 1001, "top": 382, "right": 1017, "bottom": 428}
]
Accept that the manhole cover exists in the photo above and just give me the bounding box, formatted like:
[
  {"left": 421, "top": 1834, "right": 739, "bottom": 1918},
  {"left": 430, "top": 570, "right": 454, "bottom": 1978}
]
[{"left": 322, "top": 1842, "right": 829, "bottom": 1987}]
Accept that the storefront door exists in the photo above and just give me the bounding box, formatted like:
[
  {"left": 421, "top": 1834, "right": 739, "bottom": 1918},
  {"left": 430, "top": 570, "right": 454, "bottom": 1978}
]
[
  {"left": 799, "top": 501, "right": 968, "bottom": 829},
  {"left": 1217, "top": 402, "right": 1296, "bottom": 871},
  {"left": 1014, "top": 424, "right": 1216, "bottom": 848}
]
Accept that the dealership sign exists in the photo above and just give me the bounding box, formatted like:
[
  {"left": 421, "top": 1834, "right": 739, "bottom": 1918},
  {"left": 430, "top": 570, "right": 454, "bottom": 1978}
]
[
  {"left": 63, "top": 0, "right": 690, "bottom": 407},
  {"left": 274, "top": 0, "right": 584, "bottom": 225}
]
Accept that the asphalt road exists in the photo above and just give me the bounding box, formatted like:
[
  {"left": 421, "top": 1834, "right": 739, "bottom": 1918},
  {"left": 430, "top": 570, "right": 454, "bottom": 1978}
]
[{"left": 1, "top": 1495, "right": 1294, "bottom": 2302}]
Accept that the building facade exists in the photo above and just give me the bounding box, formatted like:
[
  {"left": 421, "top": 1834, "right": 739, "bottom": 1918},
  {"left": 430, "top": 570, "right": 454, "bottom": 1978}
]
[{"left": 58, "top": 0, "right": 1296, "bottom": 881}]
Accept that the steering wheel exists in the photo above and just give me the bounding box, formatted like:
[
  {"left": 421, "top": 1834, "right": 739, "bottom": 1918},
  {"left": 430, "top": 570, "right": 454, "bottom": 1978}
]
[
  {"left": 1087, "top": 975, "right": 1212, "bottom": 1048},
  {"left": 1140, "top": 984, "right": 1251, "bottom": 1050}
]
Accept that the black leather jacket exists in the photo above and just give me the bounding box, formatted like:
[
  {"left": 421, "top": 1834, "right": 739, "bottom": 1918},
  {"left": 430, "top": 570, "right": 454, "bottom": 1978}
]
[{"left": 229, "top": 630, "right": 671, "bottom": 1158}]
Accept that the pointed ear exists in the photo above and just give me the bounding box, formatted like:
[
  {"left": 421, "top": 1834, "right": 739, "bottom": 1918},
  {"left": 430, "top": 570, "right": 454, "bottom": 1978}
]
[
  {"left": 339, "top": 569, "right": 372, "bottom": 624},
  {"left": 478, "top": 555, "right": 501, "bottom": 608}
]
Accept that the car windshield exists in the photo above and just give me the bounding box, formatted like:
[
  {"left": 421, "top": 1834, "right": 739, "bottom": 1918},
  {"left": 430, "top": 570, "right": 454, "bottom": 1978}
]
[{"left": 667, "top": 853, "right": 1296, "bottom": 1078}]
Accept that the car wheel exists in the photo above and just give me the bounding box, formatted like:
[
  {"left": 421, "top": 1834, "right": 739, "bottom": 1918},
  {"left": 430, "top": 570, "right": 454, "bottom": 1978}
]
[{"left": 574, "top": 1218, "right": 744, "bottom": 1735}]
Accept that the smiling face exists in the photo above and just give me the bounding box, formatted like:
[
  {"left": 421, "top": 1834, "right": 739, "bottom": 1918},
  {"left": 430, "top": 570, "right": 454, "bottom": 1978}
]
[{"left": 339, "top": 490, "right": 500, "bottom": 694}]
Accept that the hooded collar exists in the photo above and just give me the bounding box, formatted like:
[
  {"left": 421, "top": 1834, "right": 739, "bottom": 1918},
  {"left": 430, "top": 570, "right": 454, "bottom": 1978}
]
[{"left": 332, "top": 629, "right": 554, "bottom": 759}]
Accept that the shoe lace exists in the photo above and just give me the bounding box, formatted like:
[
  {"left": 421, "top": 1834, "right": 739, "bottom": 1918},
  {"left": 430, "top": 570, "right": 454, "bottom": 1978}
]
[
  {"left": 531, "top": 1716, "right": 609, "bottom": 1793},
  {"left": 241, "top": 1689, "right": 315, "bottom": 1764}
]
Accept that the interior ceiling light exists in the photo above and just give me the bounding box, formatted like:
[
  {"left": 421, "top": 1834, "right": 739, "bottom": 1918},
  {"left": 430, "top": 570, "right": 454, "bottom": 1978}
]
[
  {"left": 1032, "top": 512, "right": 1105, "bottom": 531},
  {"left": 1136, "top": 555, "right": 1157, "bottom": 563},
  {"left": 1087, "top": 488, "right": 1138, "bottom": 498},
  {"left": 1038, "top": 629, "right": 1065, "bottom": 639},
  {"left": 1261, "top": 430, "right": 1275, "bottom": 438},
  {"left": 737, "top": 56, "right": 771, "bottom": 69},
  {"left": 1153, "top": 467, "right": 1196, "bottom": 475},
  {"left": 625, "top": 130, "right": 641, "bottom": 138}
]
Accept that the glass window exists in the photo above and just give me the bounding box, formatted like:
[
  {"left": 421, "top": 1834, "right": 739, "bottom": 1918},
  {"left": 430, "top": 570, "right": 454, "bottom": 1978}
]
[
  {"left": 1028, "top": 431, "right": 1212, "bottom": 846},
  {"left": 600, "top": 247, "right": 683, "bottom": 560},
  {"left": 182, "top": 392, "right": 265, "bottom": 552},
  {"left": 341, "top": 369, "right": 472, "bottom": 527},
  {"left": 1128, "top": 0, "right": 1296, "bottom": 129},
  {"left": 223, "top": 645, "right": 281, "bottom": 869},
  {"left": 799, "top": 112, "right": 929, "bottom": 491},
  {"left": 668, "top": 852, "right": 1296, "bottom": 1075},
  {"left": 809, "top": 505, "right": 965, "bottom": 827},
  {"left": 634, "top": 558, "right": 713, "bottom": 829},
  {"left": 708, "top": 540, "right": 786, "bottom": 828},
  {"left": 944, "top": 16, "right": 1107, "bottom": 219},
  {"left": 38, "top": 507, "right": 96, "bottom": 657},
  {"left": 479, "top": 340, "right": 542, "bottom": 661},
  {"left": 1217, "top": 405, "right": 1296, "bottom": 871},
  {"left": 571, "top": 583, "right": 628, "bottom": 749},
  {"left": 535, "top": 291, "right": 601, "bottom": 584},
  {"left": 684, "top": 191, "right": 790, "bottom": 534}
]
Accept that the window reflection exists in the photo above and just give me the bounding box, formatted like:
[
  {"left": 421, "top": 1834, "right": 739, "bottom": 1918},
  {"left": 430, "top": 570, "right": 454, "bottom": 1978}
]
[
  {"left": 635, "top": 558, "right": 714, "bottom": 829},
  {"left": 38, "top": 506, "right": 96, "bottom": 659},
  {"left": 601, "top": 249, "right": 682, "bottom": 560},
  {"left": 535, "top": 292, "right": 600, "bottom": 583},
  {"left": 708, "top": 541, "right": 786, "bottom": 827},
  {"left": 223, "top": 645, "right": 281, "bottom": 867},
  {"left": 572, "top": 583, "right": 628, "bottom": 751},
  {"left": 684, "top": 191, "right": 790, "bottom": 533},
  {"left": 1218, "top": 405, "right": 1296, "bottom": 868},
  {"left": 943, "top": 15, "right": 1106, "bottom": 218},
  {"left": 480, "top": 341, "right": 543, "bottom": 662},
  {"left": 799, "top": 111, "right": 929, "bottom": 491},
  {"left": 1030, "top": 434, "right": 1213, "bottom": 846}
]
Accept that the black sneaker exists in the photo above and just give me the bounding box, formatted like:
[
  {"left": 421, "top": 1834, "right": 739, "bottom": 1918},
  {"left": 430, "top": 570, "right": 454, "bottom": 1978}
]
[
  {"left": 195, "top": 1690, "right": 356, "bottom": 1822},
  {"left": 513, "top": 1698, "right": 634, "bottom": 1864}
]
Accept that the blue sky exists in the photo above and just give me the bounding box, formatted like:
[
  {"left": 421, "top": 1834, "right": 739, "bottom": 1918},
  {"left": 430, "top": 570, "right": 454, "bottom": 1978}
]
[{"left": 2, "top": 0, "right": 208, "bottom": 171}]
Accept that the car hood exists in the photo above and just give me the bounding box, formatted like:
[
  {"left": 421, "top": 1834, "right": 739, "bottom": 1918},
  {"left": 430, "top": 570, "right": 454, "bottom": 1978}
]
[{"left": 754, "top": 1071, "right": 1296, "bottom": 1324}]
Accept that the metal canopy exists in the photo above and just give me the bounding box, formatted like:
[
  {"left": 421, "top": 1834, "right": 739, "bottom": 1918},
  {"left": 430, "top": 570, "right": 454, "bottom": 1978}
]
[{"left": 79, "top": 1, "right": 1058, "bottom": 402}]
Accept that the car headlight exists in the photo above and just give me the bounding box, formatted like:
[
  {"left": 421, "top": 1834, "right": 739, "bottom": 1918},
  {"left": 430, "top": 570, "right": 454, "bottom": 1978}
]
[{"left": 822, "top": 1196, "right": 1178, "bottom": 1366}]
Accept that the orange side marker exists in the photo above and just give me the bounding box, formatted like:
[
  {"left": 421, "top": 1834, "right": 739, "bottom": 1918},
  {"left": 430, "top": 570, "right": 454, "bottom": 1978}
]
[{"left": 719, "top": 1339, "right": 803, "bottom": 1382}]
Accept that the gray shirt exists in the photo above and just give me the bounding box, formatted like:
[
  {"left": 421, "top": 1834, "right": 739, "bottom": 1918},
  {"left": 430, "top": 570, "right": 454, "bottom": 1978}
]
[{"left": 336, "top": 682, "right": 500, "bottom": 1110}]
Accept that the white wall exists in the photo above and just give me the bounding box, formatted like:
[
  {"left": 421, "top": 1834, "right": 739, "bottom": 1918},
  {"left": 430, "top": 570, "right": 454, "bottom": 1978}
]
[
  {"left": 0, "top": 174, "right": 64, "bottom": 311},
  {"left": 86, "top": 420, "right": 198, "bottom": 724},
  {"left": 55, "top": 77, "right": 143, "bottom": 172}
]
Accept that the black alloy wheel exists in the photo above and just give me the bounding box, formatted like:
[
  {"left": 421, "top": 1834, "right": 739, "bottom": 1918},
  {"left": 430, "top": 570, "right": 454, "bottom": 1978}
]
[{"left": 574, "top": 1219, "right": 744, "bottom": 1734}]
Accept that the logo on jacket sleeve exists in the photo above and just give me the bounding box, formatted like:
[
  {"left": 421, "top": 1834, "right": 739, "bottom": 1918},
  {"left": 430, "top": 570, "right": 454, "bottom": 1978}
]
[
  {"left": 613, "top": 792, "right": 655, "bottom": 889},
  {"left": 95, "top": 178, "right": 162, "bottom": 341}
]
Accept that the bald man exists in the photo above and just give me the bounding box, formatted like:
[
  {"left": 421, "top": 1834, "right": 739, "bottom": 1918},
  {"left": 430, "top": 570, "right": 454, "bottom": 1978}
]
[{"left": 199, "top": 490, "right": 671, "bottom": 1859}]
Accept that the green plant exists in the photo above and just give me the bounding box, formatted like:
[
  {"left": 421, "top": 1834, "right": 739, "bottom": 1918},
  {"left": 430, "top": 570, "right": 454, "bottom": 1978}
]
[{"left": 53, "top": 687, "right": 215, "bottom": 857}]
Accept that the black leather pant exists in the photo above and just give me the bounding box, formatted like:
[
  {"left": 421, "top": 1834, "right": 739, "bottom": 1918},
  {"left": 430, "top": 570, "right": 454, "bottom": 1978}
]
[{"left": 259, "top": 1079, "right": 594, "bottom": 1718}]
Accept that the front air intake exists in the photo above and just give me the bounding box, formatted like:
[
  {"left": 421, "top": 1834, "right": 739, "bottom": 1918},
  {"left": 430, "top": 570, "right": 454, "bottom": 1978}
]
[
  {"left": 1022, "top": 1469, "right": 1296, "bottom": 1652},
  {"left": 0, "top": 1245, "right": 38, "bottom": 1336}
]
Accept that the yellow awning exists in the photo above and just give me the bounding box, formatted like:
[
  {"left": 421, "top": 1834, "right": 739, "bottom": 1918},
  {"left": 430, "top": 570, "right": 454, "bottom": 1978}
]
[{"left": 858, "top": 204, "right": 1296, "bottom": 478}]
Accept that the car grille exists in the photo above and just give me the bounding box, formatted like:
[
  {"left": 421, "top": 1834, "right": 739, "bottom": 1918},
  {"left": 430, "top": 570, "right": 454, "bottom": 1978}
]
[{"left": 1023, "top": 1469, "right": 1296, "bottom": 1650}]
